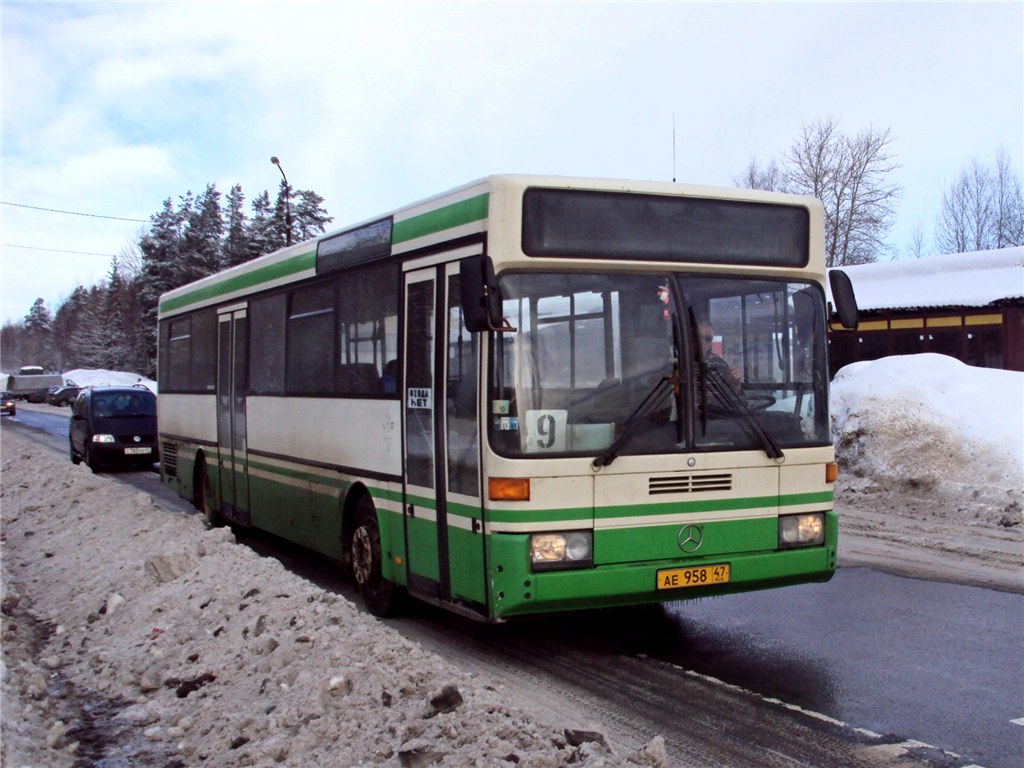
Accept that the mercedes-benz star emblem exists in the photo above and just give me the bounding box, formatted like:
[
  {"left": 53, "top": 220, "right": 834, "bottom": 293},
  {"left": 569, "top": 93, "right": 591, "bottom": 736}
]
[{"left": 677, "top": 523, "right": 704, "bottom": 553}]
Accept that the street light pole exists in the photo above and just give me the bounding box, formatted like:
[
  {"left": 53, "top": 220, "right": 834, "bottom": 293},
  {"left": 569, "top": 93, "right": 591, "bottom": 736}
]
[{"left": 270, "top": 156, "right": 293, "bottom": 246}]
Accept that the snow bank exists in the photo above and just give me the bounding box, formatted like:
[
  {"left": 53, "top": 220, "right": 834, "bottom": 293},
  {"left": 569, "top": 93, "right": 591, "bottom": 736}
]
[
  {"left": 1, "top": 434, "right": 667, "bottom": 767},
  {"left": 63, "top": 368, "right": 158, "bottom": 393},
  {"left": 831, "top": 354, "right": 1023, "bottom": 509}
]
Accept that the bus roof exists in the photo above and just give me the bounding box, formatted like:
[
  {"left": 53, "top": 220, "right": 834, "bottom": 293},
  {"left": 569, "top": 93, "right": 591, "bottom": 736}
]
[{"left": 158, "top": 174, "right": 822, "bottom": 319}]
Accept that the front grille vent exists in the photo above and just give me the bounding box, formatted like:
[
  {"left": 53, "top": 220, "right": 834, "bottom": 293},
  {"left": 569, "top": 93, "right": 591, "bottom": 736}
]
[
  {"left": 648, "top": 473, "right": 733, "bottom": 495},
  {"left": 162, "top": 441, "right": 178, "bottom": 478}
]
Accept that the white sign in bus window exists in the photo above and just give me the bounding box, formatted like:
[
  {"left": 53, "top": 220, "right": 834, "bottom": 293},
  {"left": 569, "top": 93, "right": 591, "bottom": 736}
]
[
  {"left": 525, "top": 409, "right": 568, "bottom": 452},
  {"left": 407, "top": 388, "right": 432, "bottom": 409}
]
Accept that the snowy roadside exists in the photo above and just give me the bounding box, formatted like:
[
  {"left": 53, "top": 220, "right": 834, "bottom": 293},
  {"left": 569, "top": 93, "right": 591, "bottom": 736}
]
[
  {"left": 835, "top": 487, "right": 1022, "bottom": 593},
  {"left": 1, "top": 429, "right": 668, "bottom": 768}
]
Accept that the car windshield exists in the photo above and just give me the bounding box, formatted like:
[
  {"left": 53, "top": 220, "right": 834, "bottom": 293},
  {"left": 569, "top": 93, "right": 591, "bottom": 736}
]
[
  {"left": 93, "top": 393, "right": 156, "bottom": 418},
  {"left": 487, "top": 272, "right": 829, "bottom": 460}
]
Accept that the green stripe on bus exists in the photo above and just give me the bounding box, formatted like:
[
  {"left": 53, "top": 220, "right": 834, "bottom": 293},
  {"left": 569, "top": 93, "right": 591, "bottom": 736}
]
[
  {"left": 595, "top": 491, "right": 833, "bottom": 521},
  {"left": 471, "top": 490, "right": 834, "bottom": 527},
  {"left": 247, "top": 455, "right": 351, "bottom": 490},
  {"left": 392, "top": 193, "right": 488, "bottom": 245},
  {"left": 486, "top": 505, "right": 592, "bottom": 525},
  {"left": 780, "top": 491, "right": 834, "bottom": 506},
  {"left": 159, "top": 249, "right": 317, "bottom": 314},
  {"left": 597, "top": 494, "right": 779, "bottom": 520}
]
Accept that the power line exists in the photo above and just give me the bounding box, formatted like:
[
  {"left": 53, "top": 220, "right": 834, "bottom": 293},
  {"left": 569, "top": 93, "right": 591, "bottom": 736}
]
[
  {"left": 1, "top": 201, "right": 147, "bottom": 223},
  {"left": 2, "top": 243, "right": 116, "bottom": 257}
]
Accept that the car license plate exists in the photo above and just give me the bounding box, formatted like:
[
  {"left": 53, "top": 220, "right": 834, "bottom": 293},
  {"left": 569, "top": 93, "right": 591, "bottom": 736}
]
[
  {"left": 656, "top": 564, "right": 730, "bottom": 590},
  {"left": 124, "top": 447, "right": 152, "bottom": 455}
]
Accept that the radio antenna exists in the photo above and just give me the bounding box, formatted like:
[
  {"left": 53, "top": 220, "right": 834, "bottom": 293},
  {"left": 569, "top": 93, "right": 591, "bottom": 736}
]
[{"left": 672, "top": 113, "right": 677, "bottom": 182}]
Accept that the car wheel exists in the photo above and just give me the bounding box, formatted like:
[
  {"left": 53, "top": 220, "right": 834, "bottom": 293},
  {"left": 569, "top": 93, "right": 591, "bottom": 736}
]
[
  {"left": 70, "top": 441, "right": 81, "bottom": 465},
  {"left": 351, "top": 495, "right": 402, "bottom": 617},
  {"left": 85, "top": 446, "right": 101, "bottom": 474}
]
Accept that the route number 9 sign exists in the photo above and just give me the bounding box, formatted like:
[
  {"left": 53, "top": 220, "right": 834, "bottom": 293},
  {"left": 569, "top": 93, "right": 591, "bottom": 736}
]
[{"left": 525, "top": 409, "right": 568, "bottom": 452}]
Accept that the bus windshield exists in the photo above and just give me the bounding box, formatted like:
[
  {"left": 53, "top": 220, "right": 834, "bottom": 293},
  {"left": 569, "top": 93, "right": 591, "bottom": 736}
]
[{"left": 488, "top": 272, "right": 829, "bottom": 459}]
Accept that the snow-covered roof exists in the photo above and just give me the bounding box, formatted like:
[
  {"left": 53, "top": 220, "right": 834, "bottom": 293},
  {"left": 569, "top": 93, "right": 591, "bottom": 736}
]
[{"left": 830, "top": 246, "right": 1024, "bottom": 312}]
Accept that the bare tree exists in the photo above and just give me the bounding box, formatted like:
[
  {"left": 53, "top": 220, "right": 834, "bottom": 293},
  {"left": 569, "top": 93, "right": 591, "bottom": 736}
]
[
  {"left": 936, "top": 148, "right": 1023, "bottom": 253},
  {"left": 785, "top": 117, "right": 901, "bottom": 267},
  {"left": 993, "top": 147, "right": 1024, "bottom": 248},
  {"left": 738, "top": 117, "right": 901, "bottom": 267},
  {"left": 905, "top": 222, "right": 930, "bottom": 260},
  {"left": 737, "top": 157, "right": 782, "bottom": 191}
]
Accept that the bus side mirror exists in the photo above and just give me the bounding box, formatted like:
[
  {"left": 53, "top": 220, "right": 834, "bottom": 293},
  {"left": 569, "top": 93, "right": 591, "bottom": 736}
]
[
  {"left": 828, "top": 270, "right": 859, "bottom": 330},
  {"left": 460, "top": 255, "right": 509, "bottom": 333}
]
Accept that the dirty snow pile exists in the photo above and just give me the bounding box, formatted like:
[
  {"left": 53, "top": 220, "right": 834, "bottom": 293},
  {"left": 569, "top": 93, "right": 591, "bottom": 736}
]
[
  {"left": 831, "top": 354, "right": 1022, "bottom": 510},
  {"left": 0, "top": 437, "right": 668, "bottom": 768},
  {"left": 830, "top": 354, "right": 1023, "bottom": 587}
]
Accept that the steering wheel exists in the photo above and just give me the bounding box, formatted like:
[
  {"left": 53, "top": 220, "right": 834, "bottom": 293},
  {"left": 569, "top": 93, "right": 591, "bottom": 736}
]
[{"left": 742, "top": 393, "right": 777, "bottom": 410}]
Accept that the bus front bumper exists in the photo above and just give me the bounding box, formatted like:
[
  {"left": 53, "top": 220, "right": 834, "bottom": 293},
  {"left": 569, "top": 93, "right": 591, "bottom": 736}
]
[{"left": 489, "top": 544, "right": 836, "bottom": 620}]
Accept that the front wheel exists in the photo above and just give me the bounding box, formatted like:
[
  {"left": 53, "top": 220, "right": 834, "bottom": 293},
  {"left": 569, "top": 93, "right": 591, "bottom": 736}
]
[
  {"left": 69, "top": 441, "right": 81, "bottom": 465},
  {"left": 351, "top": 496, "right": 402, "bottom": 617}
]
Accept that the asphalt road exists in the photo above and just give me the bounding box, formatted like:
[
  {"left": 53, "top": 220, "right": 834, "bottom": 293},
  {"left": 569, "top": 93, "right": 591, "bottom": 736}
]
[{"left": 4, "top": 408, "right": 1022, "bottom": 767}]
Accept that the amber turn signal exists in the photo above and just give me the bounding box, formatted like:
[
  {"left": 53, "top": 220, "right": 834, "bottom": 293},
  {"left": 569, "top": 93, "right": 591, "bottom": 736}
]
[
  {"left": 489, "top": 477, "right": 531, "bottom": 501},
  {"left": 825, "top": 462, "right": 838, "bottom": 484}
]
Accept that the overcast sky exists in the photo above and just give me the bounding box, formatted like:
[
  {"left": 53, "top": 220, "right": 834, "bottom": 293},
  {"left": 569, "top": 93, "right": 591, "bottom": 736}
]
[{"left": 2, "top": 1, "right": 1021, "bottom": 326}]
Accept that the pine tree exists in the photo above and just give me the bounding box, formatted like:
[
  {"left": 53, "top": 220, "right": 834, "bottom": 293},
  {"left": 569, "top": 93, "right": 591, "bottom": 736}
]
[
  {"left": 180, "top": 184, "right": 224, "bottom": 282},
  {"left": 24, "top": 298, "right": 53, "bottom": 335},
  {"left": 138, "top": 198, "right": 186, "bottom": 376},
  {"left": 103, "top": 260, "right": 132, "bottom": 370},
  {"left": 52, "top": 285, "right": 90, "bottom": 370},
  {"left": 67, "top": 286, "right": 109, "bottom": 370},
  {"left": 272, "top": 179, "right": 293, "bottom": 249},
  {"left": 223, "top": 184, "right": 249, "bottom": 268},
  {"left": 22, "top": 299, "right": 54, "bottom": 369},
  {"left": 294, "top": 189, "right": 334, "bottom": 241},
  {"left": 246, "top": 190, "right": 276, "bottom": 259}
]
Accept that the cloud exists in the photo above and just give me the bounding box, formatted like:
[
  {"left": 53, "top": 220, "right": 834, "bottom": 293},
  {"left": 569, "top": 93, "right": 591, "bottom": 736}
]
[{"left": 1, "top": 1, "right": 1021, "bottom": 324}]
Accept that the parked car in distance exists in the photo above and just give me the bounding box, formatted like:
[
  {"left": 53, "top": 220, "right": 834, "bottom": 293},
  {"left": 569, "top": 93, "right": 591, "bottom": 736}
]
[
  {"left": 69, "top": 386, "right": 158, "bottom": 472},
  {"left": 47, "top": 385, "right": 82, "bottom": 407},
  {"left": 26, "top": 386, "right": 56, "bottom": 403},
  {"left": 1, "top": 392, "right": 15, "bottom": 416}
]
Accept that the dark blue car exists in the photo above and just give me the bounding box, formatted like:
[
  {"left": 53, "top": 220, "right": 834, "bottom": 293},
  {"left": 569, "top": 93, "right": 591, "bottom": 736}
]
[{"left": 69, "top": 386, "right": 158, "bottom": 472}]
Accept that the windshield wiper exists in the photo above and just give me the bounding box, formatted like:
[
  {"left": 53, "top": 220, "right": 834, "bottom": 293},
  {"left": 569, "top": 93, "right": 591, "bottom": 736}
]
[
  {"left": 704, "top": 364, "right": 784, "bottom": 460},
  {"left": 592, "top": 371, "right": 677, "bottom": 469}
]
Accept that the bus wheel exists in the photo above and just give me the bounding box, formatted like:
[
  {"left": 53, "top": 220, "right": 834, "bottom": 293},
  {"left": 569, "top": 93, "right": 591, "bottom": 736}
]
[
  {"left": 351, "top": 497, "right": 400, "bottom": 617},
  {"left": 196, "top": 460, "right": 221, "bottom": 527}
]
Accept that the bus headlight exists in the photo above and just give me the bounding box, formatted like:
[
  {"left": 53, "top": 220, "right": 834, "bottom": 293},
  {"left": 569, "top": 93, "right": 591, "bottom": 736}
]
[
  {"left": 91, "top": 434, "right": 116, "bottom": 443},
  {"left": 778, "top": 513, "right": 825, "bottom": 549},
  {"left": 530, "top": 531, "right": 593, "bottom": 571}
]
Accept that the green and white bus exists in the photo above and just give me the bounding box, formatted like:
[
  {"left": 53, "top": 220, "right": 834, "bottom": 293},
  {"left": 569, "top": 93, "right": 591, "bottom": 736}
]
[{"left": 157, "top": 175, "right": 858, "bottom": 621}]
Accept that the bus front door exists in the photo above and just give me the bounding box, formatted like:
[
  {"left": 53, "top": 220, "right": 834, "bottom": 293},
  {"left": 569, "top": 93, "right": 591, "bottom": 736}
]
[
  {"left": 216, "top": 309, "right": 250, "bottom": 525},
  {"left": 402, "top": 263, "right": 486, "bottom": 612}
]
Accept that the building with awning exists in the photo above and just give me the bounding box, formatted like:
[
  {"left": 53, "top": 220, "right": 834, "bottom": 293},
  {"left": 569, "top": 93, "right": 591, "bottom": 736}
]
[{"left": 827, "top": 246, "right": 1024, "bottom": 374}]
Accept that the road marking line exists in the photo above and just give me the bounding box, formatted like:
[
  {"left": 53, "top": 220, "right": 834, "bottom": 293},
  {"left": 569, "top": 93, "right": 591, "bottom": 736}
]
[
  {"left": 671, "top": 662, "right": 988, "bottom": 767},
  {"left": 1010, "top": 716, "right": 1024, "bottom": 726}
]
